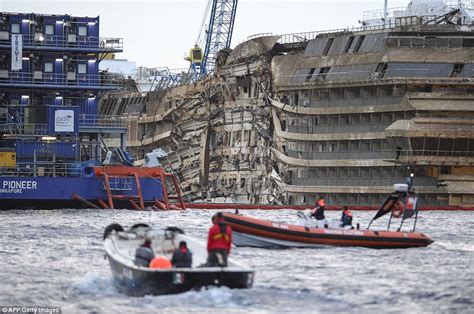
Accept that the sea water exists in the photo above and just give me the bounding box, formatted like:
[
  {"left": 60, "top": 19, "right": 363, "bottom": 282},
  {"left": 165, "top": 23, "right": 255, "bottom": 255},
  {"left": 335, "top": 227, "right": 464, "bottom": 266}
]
[{"left": 0, "top": 209, "right": 472, "bottom": 313}]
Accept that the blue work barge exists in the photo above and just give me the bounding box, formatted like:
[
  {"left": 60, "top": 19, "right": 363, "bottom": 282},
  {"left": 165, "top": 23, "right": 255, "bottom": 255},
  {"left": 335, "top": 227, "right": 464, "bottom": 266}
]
[{"left": 0, "top": 12, "right": 184, "bottom": 210}]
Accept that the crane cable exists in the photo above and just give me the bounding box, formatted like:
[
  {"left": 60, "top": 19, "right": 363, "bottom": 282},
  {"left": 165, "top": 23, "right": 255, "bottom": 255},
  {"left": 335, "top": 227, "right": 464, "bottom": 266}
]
[{"left": 195, "top": 0, "right": 213, "bottom": 47}]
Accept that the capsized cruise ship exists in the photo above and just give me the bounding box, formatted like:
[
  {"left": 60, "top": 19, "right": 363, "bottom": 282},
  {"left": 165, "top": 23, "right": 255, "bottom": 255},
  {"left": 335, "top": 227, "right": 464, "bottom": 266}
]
[{"left": 101, "top": 0, "right": 474, "bottom": 208}]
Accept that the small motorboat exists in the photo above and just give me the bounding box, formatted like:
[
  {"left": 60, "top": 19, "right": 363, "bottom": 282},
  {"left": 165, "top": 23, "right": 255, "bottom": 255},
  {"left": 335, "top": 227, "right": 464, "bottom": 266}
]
[
  {"left": 223, "top": 184, "right": 434, "bottom": 249},
  {"left": 103, "top": 223, "right": 254, "bottom": 296}
]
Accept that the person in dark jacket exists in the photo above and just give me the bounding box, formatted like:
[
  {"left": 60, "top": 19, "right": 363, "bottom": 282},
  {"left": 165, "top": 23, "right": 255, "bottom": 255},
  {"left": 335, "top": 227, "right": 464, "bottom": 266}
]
[
  {"left": 135, "top": 238, "right": 155, "bottom": 267},
  {"left": 311, "top": 197, "right": 326, "bottom": 219},
  {"left": 207, "top": 212, "right": 232, "bottom": 267},
  {"left": 171, "top": 241, "right": 193, "bottom": 268},
  {"left": 341, "top": 206, "right": 353, "bottom": 228}
]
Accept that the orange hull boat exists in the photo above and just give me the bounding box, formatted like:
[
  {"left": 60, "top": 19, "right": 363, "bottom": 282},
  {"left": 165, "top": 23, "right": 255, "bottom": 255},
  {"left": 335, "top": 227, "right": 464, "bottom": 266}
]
[{"left": 223, "top": 213, "right": 433, "bottom": 249}]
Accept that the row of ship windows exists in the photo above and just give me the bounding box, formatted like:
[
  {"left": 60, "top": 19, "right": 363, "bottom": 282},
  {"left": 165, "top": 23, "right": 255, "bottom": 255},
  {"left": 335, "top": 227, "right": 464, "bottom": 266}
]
[
  {"left": 293, "top": 62, "right": 472, "bottom": 86},
  {"left": 293, "top": 166, "right": 414, "bottom": 179},
  {"left": 286, "top": 140, "right": 392, "bottom": 152},
  {"left": 0, "top": 59, "right": 90, "bottom": 73},
  {"left": 284, "top": 111, "right": 411, "bottom": 127},
  {"left": 299, "top": 85, "right": 405, "bottom": 100},
  {"left": 293, "top": 193, "right": 444, "bottom": 206},
  {"left": 9, "top": 24, "right": 89, "bottom": 36},
  {"left": 279, "top": 85, "right": 407, "bottom": 107}
]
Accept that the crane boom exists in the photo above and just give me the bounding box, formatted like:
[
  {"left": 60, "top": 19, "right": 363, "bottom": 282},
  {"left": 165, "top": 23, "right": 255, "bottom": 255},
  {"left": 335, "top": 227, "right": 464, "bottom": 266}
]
[{"left": 200, "top": 0, "right": 238, "bottom": 75}]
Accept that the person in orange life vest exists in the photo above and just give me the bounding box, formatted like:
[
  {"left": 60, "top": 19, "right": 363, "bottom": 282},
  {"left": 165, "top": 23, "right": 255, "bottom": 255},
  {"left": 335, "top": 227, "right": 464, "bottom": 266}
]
[
  {"left": 207, "top": 212, "right": 232, "bottom": 267},
  {"left": 311, "top": 197, "right": 326, "bottom": 220},
  {"left": 341, "top": 206, "right": 353, "bottom": 228}
]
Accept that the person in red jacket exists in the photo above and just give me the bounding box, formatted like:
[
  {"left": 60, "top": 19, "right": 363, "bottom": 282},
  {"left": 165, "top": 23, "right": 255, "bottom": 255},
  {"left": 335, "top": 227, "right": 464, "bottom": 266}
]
[{"left": 207, "top": 212, "right": 232, "bottom": 267}]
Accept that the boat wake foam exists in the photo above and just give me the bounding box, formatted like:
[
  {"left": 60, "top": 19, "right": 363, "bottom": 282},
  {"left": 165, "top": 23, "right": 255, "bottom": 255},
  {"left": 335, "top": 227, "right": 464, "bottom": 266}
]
[
  {"left": 70, "top": 273, "right": 118, "bottom": 297},
  {"left": 140, "top": 286, "right": 255, "bottom": 309},
  {"left": 435, "top": 241, "right": 474, "bottom": 253}
]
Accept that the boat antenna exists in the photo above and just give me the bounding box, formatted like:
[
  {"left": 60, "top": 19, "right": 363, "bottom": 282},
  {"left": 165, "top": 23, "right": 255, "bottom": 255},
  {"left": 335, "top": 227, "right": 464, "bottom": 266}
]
[
  {"left": 412, "top": 202, "right": 419, "bottom": 232},
  {"left": 384, "top": 0, "right": 388, "bottom": 28}
]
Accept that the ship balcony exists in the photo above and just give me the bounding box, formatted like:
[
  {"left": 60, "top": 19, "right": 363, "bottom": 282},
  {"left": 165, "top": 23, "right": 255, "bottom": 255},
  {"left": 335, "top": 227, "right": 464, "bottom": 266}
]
[
  {"left": 286, "top": 123, "right": 389, "bottom": 134},
  {"left": 0, "top": 161, "right": 87, "bottom": 178},
  {"left": 1, "top": 114, "right": 127, "bottom": 138},
  {"left": 78, "top": 114, "right": 127, "bottom": 134},
  {"left": 286, "top": 149, "right": 396, "bottom": 160},
  {"left": 392, "top": 149, "right": 474, "bottom": 166},
  {"left": 1, "top": 35, "right": 123, "bottom": 53},
  {"left": 0, "top": 72, "right": 122, "bottom": 90},
  {"left": 0, "top": 123, "right": 49, "bottom": 137},
  {"left": 290, "top": 176, "right": 438, "bottom": 188}
]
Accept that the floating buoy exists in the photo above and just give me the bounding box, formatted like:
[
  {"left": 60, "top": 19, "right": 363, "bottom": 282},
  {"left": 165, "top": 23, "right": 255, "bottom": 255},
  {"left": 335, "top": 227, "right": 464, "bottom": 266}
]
[{"left": 149, "top": 256, "right": 172, "bottom": 269}]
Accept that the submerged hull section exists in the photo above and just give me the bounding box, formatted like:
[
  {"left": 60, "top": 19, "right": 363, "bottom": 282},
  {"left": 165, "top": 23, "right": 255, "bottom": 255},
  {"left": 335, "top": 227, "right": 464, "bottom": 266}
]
[{"left": 223, "top": 213, "right": 433, "bottom": 249}]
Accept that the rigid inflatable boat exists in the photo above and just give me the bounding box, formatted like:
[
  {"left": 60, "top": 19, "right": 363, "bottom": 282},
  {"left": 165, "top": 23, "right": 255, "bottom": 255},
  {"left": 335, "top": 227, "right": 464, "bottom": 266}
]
[
  {"left": 223, "top": 213, "right": 432, "bottom": 249},
  {"left": 103, "top": 224, "right": 254, "bottom": 296},
  {"left": 223, "top": 184, "right": 433, "bottom": 249}
]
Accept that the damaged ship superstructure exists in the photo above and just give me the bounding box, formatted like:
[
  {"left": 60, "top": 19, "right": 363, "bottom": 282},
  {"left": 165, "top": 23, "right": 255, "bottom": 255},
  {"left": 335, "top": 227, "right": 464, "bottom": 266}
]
[
  {"left": 104, "top": 6, "right": 474, "bottom": 208},
  {"left": 119, "top": 36, "right": 280, "bottom": 204},
  {"left": 270, "top": 22, "right": 474, "bottom": 207}
]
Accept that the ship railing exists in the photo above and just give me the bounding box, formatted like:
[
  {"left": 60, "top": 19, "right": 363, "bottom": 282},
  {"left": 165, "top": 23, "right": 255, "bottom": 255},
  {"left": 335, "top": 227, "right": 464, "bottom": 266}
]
[
  {"left": 385, "top": 35, "right": 474, "bottom": 48},
  {"left": 289, "top": 96, "right": 402, "bottom": 109},
  {"left": 2, "top": 34, "right": 123, "bottom": 50},
  {"left": 397, "top": 149, "right": 474, "bottom": 158},
  {"left": 247, "top": 32, "right": 274, "bottom": 40},
  {"left": 6, "top": 123, "right": 50, "bottom": 136},
  {"left": 1, "top": 112, "right": 126, "bottom": 135},
  {"left": 283, "top": 70, "right": 474, "bottom": 85},
  {"left": 136, "top": 66, "right": 189, "bottom": 79},
  {"left": 1, "top": 112, "right": 49, "bottom": 135},
  {"left": 0, "top": 71, "right": 122, "bottom": 88},
  {"left": 285, "top": 149, "right": 474, "bottom": 161},
  {"left": 286, "top": 150, "right": 396, "bottom": 161},
  {"left": 274, "top": 25, "right": 390, "bottom": 44},
  {"left": 288, "top": 70, "right": 379, "bottom": 83},
  {"left": 286, "top": 123, "right": 389, "bottom": 134},
  {"left": 291, "top": 176, "right": 438, "bottom": 187},
  {"left": 256, "top": 15, "right": 473, "bottom": 45},
  {"left": 362, "top": 1, "right": 472, "bottom": 21},
  {"left": 0, "top": 161, "right": 89, "bottom": 178},
  {"left": 79, "top": 114, "right": 127, "bottom": 128}
]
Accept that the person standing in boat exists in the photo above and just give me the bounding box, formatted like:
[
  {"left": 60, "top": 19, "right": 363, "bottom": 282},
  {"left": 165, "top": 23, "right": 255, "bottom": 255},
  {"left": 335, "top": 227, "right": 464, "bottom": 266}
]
[
  {"left": 341, "top": 206, "right": 353, "bottom": 229},
  {"left": 207, "top": 212, "right": 232, "bottom": 267},
  {"left": 171, "top": 241, "right": 193, "bottom": 268},
  {"left": 311, "top": 197, "right": 327, "bottom": 228},
  {"left": 135, "top": 238, "right": 155, "bottom": 267}
]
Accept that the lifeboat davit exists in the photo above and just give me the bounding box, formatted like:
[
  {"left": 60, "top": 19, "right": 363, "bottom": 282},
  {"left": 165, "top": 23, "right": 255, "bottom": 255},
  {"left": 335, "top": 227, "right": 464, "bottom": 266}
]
[{"left": 223, "top": 212, "right": 433, "bottom": 249}]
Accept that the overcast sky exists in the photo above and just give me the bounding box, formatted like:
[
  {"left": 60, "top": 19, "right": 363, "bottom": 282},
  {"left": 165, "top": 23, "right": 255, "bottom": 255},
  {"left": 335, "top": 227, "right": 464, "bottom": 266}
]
[{"left": 1, "top": 0, "right": 408, "bottom": 70}]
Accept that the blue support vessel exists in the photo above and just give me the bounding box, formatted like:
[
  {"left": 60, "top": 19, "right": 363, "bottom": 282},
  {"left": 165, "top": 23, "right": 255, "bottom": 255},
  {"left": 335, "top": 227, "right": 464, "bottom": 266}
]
[{"left": 0, "top": 12, "right": 183, "bottom": 210}]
